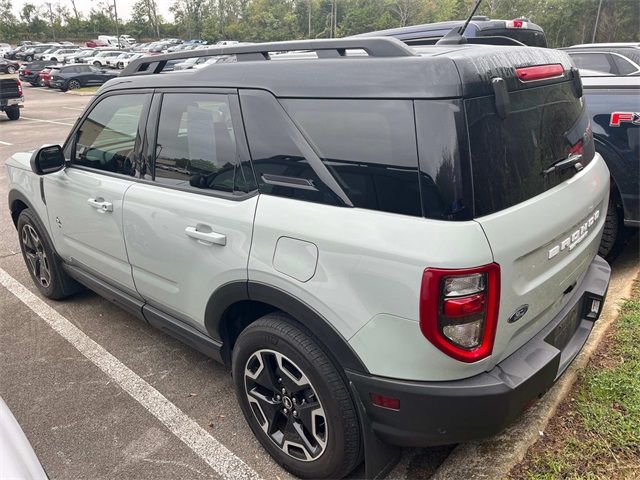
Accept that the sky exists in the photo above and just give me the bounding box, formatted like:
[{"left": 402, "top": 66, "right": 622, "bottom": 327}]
[{"left": 16, "top": 0, "right": 175, "bottom": 23}]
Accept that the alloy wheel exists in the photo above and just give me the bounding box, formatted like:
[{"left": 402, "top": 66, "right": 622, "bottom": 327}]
[
  {"left": 21, "top": 224, "right": 51, "bottom": 288},
  {"left": 7, "top": 66, "right": 15, "bottom": 74},
  {"left": 68, "top": 80, "right": 81, "bottom": 90},
  {"left": 244, "top": 349, "right": 328, "bottom": 462}
]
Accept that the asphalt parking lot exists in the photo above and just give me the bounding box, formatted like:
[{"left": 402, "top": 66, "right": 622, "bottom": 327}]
[{"left": 0, "top": 85, "right": 455, "bottom": 479}]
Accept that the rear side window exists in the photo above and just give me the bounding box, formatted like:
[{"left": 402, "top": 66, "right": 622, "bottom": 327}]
[
  {"left": 611, "top": 54, "right": 638, "bottom": 75},
  {"left": 466, "top": 81, "right": 590, "bottom": 217},
  {"left": 283, "top": 99, "right": 422, "bottom": 217},
  {"left": 569, "top": 53, "right": 614, "bottom": 73},
  {"left": 154, "top": 93, "right": 254, "bottom": 193}
]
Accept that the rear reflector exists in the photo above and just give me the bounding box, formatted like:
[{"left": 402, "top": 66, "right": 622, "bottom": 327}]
[
  {"left": 516, "top": 64, "right": 564, "bottom": 82},
  {"left": 370, "top": 393, "right": 400, "bottom": 410}
]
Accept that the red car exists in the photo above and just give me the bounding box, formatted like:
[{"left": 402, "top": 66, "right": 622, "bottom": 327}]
[{"left": 37, "top": 68, "right": 54, "bottom": 87}]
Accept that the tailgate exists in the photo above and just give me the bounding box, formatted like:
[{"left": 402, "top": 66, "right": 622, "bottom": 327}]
[{"left": 477, "top": 156, "right": 609, "bottom": 366}]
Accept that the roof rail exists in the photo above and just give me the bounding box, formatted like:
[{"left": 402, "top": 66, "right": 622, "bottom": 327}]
[{"left": 119, "top": 37, "right": 416, "bottom": 77}]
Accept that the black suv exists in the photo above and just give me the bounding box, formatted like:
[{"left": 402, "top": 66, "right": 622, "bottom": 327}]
[
  {"left": 18, "top": 61, "right": 57, "bottom": 86},
  {"left": 356, "top": 17, "right": 547, "bottom": 47}
]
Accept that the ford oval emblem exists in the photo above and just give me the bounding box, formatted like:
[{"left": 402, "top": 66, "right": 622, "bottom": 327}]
[{"left": 508, "top": 305, "right": 529, "bottom": 323}]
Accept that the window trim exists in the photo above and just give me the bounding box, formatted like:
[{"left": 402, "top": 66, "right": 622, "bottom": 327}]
[{"left": 145, "top": 88, "right": 259, "bottom": 200}]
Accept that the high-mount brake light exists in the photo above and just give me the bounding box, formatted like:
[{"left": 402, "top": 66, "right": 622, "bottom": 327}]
[
  {"left": 506, "top": 19, "right": 528, "bottom": 28},
  {"left": 420, "top": 264, "right": 500, "bottom": 363},
  {"left": 516, "top": 64, "right": 564, "bottom": 82}
]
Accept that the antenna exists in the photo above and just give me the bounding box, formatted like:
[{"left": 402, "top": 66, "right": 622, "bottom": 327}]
[{"left": 437, "top": 0, "right": 484, "bottom": 45}]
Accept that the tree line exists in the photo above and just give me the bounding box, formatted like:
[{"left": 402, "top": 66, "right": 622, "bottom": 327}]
[{"left": 0, "top": 0, "right": 638, "bottom": 48}]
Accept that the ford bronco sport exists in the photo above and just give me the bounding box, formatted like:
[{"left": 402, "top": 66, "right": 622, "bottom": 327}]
[{"left": 6, "top": 38, "right": 611, "bottom": 479}]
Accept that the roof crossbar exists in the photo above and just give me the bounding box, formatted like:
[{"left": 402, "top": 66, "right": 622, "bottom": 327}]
[{"left": 119, "top": 37, "right": 416, "bottom": 77}]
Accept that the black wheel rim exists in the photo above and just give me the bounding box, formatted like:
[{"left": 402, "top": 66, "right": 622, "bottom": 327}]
[
  {"left": 21, "top": 224, "right": 51, "bottom": 288},
  {"left": 8, "top": 66, "right": 15, "bottom": 73},
  {"left": 244, "top": 349, "right": 328, "bottom": 462},
  {"left": 69, "top": 80, "right": 80, "bottom": 89}
]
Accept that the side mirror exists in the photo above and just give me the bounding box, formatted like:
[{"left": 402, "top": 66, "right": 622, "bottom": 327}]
[{"left": 30, "top": 145, "right": 65, "bottom": 175}]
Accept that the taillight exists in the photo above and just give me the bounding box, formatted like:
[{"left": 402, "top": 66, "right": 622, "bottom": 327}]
[
  {"left": 24, "top": 69, "right": 31, "bottom": 75},
  {"left": 516, "top": 64, "right": 564, "bottom": 82},
  {"left": 506, "top": 19, "right": 528, "bottom": 28},
  {"left": 420, "top": 264, "right": 500, "bottom": 363},
  {"left": 17, "top": 80, "right": 22, "bottom": 96}
]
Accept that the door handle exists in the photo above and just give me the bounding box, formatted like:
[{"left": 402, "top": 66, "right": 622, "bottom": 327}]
[
  {"left": 184, "top": 226, "right": 227, "bottom": 246},
  {"left": 87, "top": 198, "right": 113, "bottom": 213}
]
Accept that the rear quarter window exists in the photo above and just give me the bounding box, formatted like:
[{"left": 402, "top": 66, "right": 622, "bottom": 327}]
[{"left": 283, "top": 99, "right": 423, "bottom": 217}]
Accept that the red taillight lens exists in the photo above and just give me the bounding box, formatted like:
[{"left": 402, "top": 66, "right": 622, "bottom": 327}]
[
  {"left": 420, "top": 264, "right": 500, "bottom": 363},
  {"left": 24, "top": 69, "right": 31, "bottom": 75},
  {"left": 516, "top": 64, "right": 564, "bottom": 82},
  {"left": 17, "top": 80, "right": 22, "bottom": 96}
]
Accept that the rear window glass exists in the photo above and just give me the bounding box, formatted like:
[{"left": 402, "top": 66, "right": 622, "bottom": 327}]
[
  {"left": 283, "top": 99, "right": 422, "bottom": 217},
  {"left": 569, "top": 53, "right": 614, "bottom": 73},
  {"left": 479, "top": 28, "right": 547, "bottom": 47},
  {"left": 466, "top": 81, "right": 589, "bottom": 217}
]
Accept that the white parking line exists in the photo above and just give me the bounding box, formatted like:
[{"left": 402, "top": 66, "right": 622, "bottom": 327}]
[
  {"left": 62, "top": 107, "right": 85, "bottom": 111},
  {"left": 0, "top": 140, "right": 12, "bottom": 146},
  {"left": 0, "top": 268, "right": 262, "bottom": 480},
  {"left": 20, "top": 116, "right": 74, "bottom": 126}
]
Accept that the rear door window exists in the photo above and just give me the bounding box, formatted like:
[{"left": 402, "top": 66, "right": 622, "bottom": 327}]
[
  {"left": 153, "top": 93, "right": 255, "bottom": 194},
  {"left": 570, "top": 53, "right": 614, "bottom": 73}
]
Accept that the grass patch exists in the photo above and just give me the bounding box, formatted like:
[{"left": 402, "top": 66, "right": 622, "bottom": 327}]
[
  {"left": 513, "top": 282, "right": 640, "bottom": 480},
  {"left": 66, "top": 86, "right": 99, "bottom": 96}
]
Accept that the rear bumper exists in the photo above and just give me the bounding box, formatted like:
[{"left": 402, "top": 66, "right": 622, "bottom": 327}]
[
  {"left": 347, "top": 255, "right": 611, "bottom": 447},
  {"left": 0, "top": 97, "right": 24, "bottom": 108}
]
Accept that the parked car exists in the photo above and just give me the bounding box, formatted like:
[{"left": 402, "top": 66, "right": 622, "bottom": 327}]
[
  {"left": 356, "top": 16, "right": 547, "bottom": 47},
  {"left": 562, "top": 43, "right": 640, "bottom": 76},
  {"left": 6, "top": 38, "right": 611, "bottom": 479},
  {"left": 83, "top": 50, "right": 124, "bottom": 67},
  {"left": 581, "top": 74, "right": 640, "bottom": 255},
  {"left": 117, "top": 52, "right": 147, "bottom": 70},
  {"left": 0, "top": 58, "right": 19, "bottom": 74},
  {"left": 37, "top": 67, "right": 55, "bottom": 87},
  {"left": 0, "top": 43, "right": 11, "bottom": 56},
  {"left": 4, "top": 45, "right": 30, "bottom": 60},
  {"left": 18, "top": 60, "right": 57, "bottom": 85},
  {"left": 41, "top": 48, "right": 79, "bottom": 63},
  {"left": 0, "top": 77, "right": 22, "bottom": 119},
  {"left": 49, "top": 64, "right": 118, "bottom": 91},
  {"left": 19, "top": 43, "right": 60, "bottom": 61},
  {"left": 173, "top": 56, "right": 212, "bottom": 70},
  {"left": 105, "top": 52, "right": 137, "bottom": 69},
  {"left": 0, "top": 397, "right": 47, "bottom": 479},
  {"left": 65, "top": 49, "right": 96, "bottom": 64}
]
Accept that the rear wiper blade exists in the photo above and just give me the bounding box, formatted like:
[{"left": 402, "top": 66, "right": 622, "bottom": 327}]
[{"left": 542, "top": 153, "right": 584, "bottom": 176}]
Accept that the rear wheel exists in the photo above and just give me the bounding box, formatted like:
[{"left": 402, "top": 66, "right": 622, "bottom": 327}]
[
  {"left": 67, "top": 79, "right": 81, "bottom": 90},
  {"left": 7, "top": 65, "right": 15, "bottom": 74},
  {"left": 232, "top": 314, "right": 361, "bottom": 479},
  {"left": 93, "top": 61, "right": 101, "bottom": 67},
  {"left": 599, "top": 194, "right": 621, "bottom": 258},
  {"left": 5, "top": 106, "right": 19, "bottom": 120},
  {"left": 24, "top": 55, "right": 33, "bottom": 62}
]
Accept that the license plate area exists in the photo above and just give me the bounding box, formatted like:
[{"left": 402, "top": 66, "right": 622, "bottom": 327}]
[{"left": 545, "top": 300, "right": 582, "bottom": 351}]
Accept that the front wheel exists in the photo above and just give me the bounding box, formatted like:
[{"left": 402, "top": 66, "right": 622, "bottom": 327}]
[
  {"left": 25, "top": 55, "right": 33, "bottom": 61},
  {"left": 17, "top": 209, "right": 81, "bottom": 299},
  {"left": 93, "top": 61, "right": 101, "bottom": 67},
  {"left": 232, "top": 314, "right": 361, "bottom": 479},
  {"left": 7, "top": 65, "right": 15, "bottom": 74},
  {"left": 5, "top": 106, "right": 19, "bottom": 120},
  {"left": 67, "top": 79, "right": 81, "bottom": 90}
]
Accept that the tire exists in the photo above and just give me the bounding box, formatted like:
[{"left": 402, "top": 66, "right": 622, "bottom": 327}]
[
  {"left": 25, "top": 55, "right": 33, "bottom": 62},
  {"left": 232, "top": 314, "right": 361, "bottom": 479},
  {"left": 67, "top": 79, "right": 81, "bottom": 90},
  {"left": 599, "top": 195, "right": 620, "bottom": 257},
  {"left": 17, "top": 209, "right": 81, "bottom": 300},
  {"left": 7, "top": 65, "right": 15, "bottom": 74},
  {"left": 93, "top": 61, "right": 101, "bottom": 67},
  {"left": 50, "top": 57, "right": 57, "bottom": 62},
  {"left": 38, "top": 77, "right": 46, "bottom": 87},
  {"left": 117, "top": 62, "right": 123, "bottom": 69},
  {"left": 5, "top": 106, "right": 19, "bottom": 120}
]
